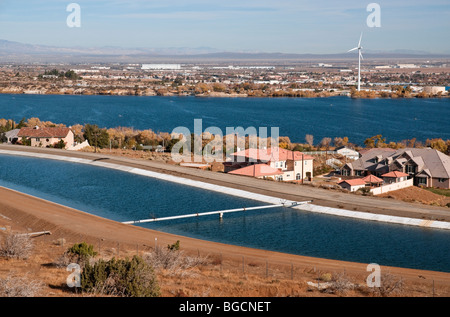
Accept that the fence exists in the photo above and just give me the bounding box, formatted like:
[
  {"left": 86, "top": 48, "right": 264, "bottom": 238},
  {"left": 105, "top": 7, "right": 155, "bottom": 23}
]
[
  {"left": 370, "top": 179, "right": 414, "bottom": 195},
  {"left": 303, "top": 151, "right": 337, "bottom": 155}
]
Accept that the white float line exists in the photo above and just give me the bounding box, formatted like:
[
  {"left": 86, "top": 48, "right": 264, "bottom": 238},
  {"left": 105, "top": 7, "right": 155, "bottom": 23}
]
[
  {"left": 1, "top": 149, "right": 450, "bottom": 230},
  {"left": 122, "top": 201, "right": 312, "bottom": 225}
]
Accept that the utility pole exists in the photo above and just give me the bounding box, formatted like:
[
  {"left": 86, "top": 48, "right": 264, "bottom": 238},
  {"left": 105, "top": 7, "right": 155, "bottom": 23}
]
[{"left": 301, "top": 153, "right": 304, "bottom": 184}]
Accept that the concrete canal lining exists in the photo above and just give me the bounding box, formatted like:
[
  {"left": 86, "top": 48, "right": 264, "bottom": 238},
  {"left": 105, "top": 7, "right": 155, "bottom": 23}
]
[{"left": 1, "top": 149, "right": 450, "bottom": 231}]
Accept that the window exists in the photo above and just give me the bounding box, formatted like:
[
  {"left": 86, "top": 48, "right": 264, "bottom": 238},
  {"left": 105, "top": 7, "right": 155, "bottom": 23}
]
[
  {"left": 36, "top": 138, "right": 40, "bottom": 142},
  {"left": 406, "top": 165, "right": 415, "bottom": 174},
  {"left": 296, "top": 173, "right": 301, "bottom": 180},
  {"left": 417, "top": 178, "right": 427, "bottom": 185},
  {"left": 438, "top": 178, "right": 446, "bottom": 183}
]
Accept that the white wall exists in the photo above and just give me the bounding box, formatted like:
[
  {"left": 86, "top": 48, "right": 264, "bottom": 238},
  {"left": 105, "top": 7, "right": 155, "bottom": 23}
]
[{"left": 370, "top": 179, "right": 413, "bottom": 195}]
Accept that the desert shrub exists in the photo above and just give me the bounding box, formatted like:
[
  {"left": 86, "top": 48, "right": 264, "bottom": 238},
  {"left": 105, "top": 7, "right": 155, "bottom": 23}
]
[
  {"left": 0, "top": 274, "right": 43, "bottom": 297},
  {"left": 0, "top": 233, "right": 34, "bottom": 259},
  {"left": 143, "top": 245, "right": 208, "bottom": 276},
  {"left": 370, "top": 273, "right": 403, "bottom": 297},
  {"left": 357, "top": 187, "right": 373, "bottom": 196},
  {"left": 81, "top": 255, "right": 160, "bottom": 297},
  {"left": 168, "top": 240, "right": 180, "bottom": 251},
  {"left": 55, "top": 242, "right": 97, "bottom": 268},
  {"left": 325, "top": 272, "right": 355, "bottom": 294},
  {"left": 67, "top": 242, "right": 97, "bottom": 259}
]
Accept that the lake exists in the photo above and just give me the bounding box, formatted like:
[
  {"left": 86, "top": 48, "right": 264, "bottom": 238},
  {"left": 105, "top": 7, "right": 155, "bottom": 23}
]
[{"left": 0, "top": 94, "right": 449, "bottom": 144}]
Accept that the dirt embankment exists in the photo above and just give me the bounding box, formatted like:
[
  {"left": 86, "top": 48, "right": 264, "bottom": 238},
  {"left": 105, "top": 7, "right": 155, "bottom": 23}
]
[{"left": 379, "top": 186, "right": 450, "bottom": 208}]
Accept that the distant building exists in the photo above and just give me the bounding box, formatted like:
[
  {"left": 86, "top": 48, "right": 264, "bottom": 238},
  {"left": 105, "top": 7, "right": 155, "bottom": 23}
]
[
  {"left": 141, "top": 64, "right": 181, "bottom": 70},
  {"left": 18, "top": 126, "right": 74, "bottom": 149},
  {"left": 423, "top": 86, "right": 446, "bottom": 94},
  {"left": 396, "top": 64, "right": 418, "bottom": 69}
]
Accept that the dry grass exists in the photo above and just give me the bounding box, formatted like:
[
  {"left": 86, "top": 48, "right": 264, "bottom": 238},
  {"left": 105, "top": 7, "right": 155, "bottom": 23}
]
[
  {"left": 0, "top": 233, "right": 34, "bottom": 260},
  {"left": 0, "top": 273, "right": 44, "bottom": 297}
]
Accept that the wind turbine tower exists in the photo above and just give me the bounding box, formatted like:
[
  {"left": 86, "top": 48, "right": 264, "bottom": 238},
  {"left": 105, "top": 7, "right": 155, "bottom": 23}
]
[{"left": 348, "top": 33, "right": 364, "bottom": 91}]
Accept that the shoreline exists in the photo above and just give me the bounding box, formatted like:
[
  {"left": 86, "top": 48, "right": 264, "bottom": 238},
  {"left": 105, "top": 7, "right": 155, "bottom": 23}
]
[
  {"left": 0, "top": 145, "right": 450, "bottom": 281},
  {"left": 1, "top": 91, "right": 449, "bottom": 99}
]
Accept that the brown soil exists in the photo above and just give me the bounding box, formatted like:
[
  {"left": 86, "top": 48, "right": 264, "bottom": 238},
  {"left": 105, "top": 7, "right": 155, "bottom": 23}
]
[{"left": 379, "top": 186, "right": 450, "bottom": 208}]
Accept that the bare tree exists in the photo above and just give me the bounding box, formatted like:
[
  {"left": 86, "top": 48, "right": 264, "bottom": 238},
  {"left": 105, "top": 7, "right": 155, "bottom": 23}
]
[{"left": 305, "top": 134, "right": 314, "bottom": 148}]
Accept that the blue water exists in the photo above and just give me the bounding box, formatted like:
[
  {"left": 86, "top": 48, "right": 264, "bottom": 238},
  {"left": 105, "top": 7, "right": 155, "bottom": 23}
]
[
  {"left": 0, "top": 154, "right": 449, "bottom": 272},
  {"left": 0, "top": 94, "right": 449, "bottom": 144}
]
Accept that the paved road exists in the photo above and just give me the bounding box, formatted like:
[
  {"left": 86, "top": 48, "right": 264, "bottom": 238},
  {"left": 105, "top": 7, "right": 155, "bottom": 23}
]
[{"left": 1, "top": 144, "right": 449, "bottom": 222}]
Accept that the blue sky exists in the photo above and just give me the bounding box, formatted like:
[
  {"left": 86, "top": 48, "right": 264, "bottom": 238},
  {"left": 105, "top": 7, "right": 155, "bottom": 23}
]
[{"left": 0, "top": 0, "right": 449, "bottom": 54}]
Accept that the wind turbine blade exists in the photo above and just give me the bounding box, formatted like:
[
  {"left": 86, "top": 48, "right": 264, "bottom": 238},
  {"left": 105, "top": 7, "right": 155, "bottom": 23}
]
[
  {"left": 358, "top": 32, "right": 363, "bottom": 47},
  {"left": 348, "top": 47, "right": 358, "bottom": 52},
  {"left": 359, "top": 51, "right": 364, "bottom": 60}
]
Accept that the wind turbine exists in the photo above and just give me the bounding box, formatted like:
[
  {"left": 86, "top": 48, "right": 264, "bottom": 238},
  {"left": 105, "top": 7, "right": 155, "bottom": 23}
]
[{"left": 348, "top": 33, "right": 364, "bottom": 91}]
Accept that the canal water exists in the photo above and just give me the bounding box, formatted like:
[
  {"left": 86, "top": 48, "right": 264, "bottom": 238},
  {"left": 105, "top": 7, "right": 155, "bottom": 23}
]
[{"left": 0, "top": 154, "right": 449, "bottom": 272}]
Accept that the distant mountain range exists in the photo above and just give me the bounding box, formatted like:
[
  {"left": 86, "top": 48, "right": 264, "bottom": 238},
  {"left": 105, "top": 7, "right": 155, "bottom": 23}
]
[{"left": 0, "top": 39, "right": 449, "bottom": 64}]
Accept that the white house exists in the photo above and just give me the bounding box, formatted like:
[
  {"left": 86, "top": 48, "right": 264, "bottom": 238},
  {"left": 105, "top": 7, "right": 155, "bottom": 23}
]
[{"left": 335, "top": 146, "right": 360, "bottom": 161}]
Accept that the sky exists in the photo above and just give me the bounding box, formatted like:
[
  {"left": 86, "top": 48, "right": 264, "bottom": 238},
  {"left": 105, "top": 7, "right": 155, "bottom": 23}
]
[{"left": 0, "top": 0, "right": 449, "bottom": 54}]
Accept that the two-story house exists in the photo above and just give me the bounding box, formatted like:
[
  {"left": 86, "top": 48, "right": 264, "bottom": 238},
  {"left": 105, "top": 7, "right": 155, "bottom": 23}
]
[
  {"left": 341, "top": 148, "right": 450, "bottom": 189},
  {"left": 226, "top": 147, "right": 314, "bottom": 182}
]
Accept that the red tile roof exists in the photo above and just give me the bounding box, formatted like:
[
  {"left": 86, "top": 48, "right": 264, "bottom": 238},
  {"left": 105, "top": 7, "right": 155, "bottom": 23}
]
[
  {"left": 361, "top": 175, "right": 384, "bottom": 183},
  {"left": 338, "top": 178, "right": 367, "bottom": 186},
  {"left": 18, "top": 127, "right": 71, "bottom": 138},
  {"left": 381, "top": 171, "right": 409, "bottom": 178},
  {"left": 231, "top": 147, "right": 314, "bottom": 162},
  {"left": 229, "top": 164, "right": 283, "bottom": 177}
]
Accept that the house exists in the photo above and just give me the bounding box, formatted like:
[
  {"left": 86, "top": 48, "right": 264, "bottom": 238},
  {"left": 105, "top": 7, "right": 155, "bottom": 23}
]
[
  {"left": 226, "top": 147, "right": 314, "bottom": 182},
  {"left": 381, "top": 171, "right": 409, "bottom": 184},
  {"left": 18, "top": 126, "right": 74, "bottom": 149},
  {"left": 341, "top": 148, "right": 450, "bottom": 189},
  {"left": 335, "top": 146, "right": 360, "bottom": 161},
  {"left": 361, "top": 174, "right": 384, "bottom": 187},
  {"left": 3, "top": 129, "right": 21, "bottom": 144},
  {"left": 228, "top": 163, "right": 283, "bottom": 180},
  {"left": 338, "top": 179, "right": 367, "bottom": 192}
]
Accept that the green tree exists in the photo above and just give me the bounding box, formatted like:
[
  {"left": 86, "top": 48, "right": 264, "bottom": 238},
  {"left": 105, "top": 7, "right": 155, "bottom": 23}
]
[
  {"left": 83, "top": 124, "right": 109, "bottom": 151},
  {"left": 53, "top": 139, "right": 67, "bottom": 149},
  {"left": 64, "top": 70, "right": 79, "bottom": 80},
  {"left": 16, "top": 117, "right": 26, "bottom": 129}
]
